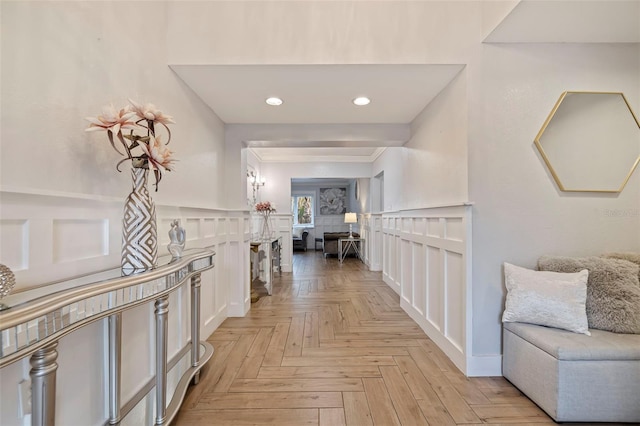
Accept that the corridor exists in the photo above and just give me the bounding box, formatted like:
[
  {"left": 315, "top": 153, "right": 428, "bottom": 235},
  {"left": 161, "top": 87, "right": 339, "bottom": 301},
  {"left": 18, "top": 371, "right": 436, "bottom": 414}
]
[{"left": 175, "top": 252, "right": 553, "bottom": 425}]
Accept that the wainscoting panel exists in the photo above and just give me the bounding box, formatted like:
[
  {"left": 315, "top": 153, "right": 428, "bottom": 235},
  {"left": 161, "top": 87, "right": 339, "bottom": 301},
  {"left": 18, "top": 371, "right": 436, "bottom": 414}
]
[
  {"left": 401, "top": 239, "right": 412, "bottom": 303},
  {"left": 0, "top": 219, "right": 29, "bottom": 271},
  {"left": 359, "top": 213, "right": 382, "bottom": 271},
  {"left": 445, "top": 250, "right": 464, "bottom": 352},
  {"left": 382, "top": 205, "right": 475, "bottom": 375},
  {"left": 427, "top": 245, "right": 443, "bottom": 331},
  {"left": 203, "top": 218, "right": 216, "bottom": 237},
  {"left": 0, "top": 189, "right": 251, "bottom": 425},
  {"left": 185, "top": 218, "right": 201, "bottom": 241},
  {"left": 52, "top": 219, "right": 109, "bottom": 263},
  {"left": 273, "top": 213, "right": 293, "bottom": 272},
  {"left": 412, "top": 242, "right": 425, "bottom": 316}
]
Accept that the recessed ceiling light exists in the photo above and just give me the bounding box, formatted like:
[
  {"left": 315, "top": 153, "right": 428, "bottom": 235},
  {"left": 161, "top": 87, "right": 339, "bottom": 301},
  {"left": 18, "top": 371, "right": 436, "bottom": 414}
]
[
  {"left": 353, "top": 97, "right": 371, "bottom": 106},
  {"left": 265, "top": 97, "right": 283, "bottom": 106}
]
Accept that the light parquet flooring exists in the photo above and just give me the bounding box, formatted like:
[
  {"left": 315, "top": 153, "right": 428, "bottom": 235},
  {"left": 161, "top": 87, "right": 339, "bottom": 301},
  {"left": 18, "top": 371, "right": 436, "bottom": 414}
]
[{"left": 175, "top": 251, "right": 562, "bottom": 425}]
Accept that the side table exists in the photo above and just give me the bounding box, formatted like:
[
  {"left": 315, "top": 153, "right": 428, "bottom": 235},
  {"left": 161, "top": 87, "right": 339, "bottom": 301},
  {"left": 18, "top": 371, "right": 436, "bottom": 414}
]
[{"left": 338, "top": 238, "right": 364, "bottom": 264}]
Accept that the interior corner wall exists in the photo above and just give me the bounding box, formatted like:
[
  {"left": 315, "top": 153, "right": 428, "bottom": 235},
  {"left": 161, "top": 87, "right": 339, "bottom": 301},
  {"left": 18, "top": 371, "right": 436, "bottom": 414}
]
[
  {"left": 0, "top": 1, "right": 226, "bottom": 209},
  {"left": 356, "top": 178, "right": 371, "bottom": 214},
  {"left": 372, "top": 148, "right": 403, "bottom": 212},
  {"left": 468, "top": 42, "right": 640, "bottom": 358},
  {"left": 403, "top": 68, "right": 469, "bottom": 208}
]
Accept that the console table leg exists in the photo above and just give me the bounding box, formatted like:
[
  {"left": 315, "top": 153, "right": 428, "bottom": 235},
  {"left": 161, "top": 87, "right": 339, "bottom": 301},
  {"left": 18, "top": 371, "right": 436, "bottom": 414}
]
[
  {"left": 190, "top": 273, "right": 201, "bottom": 384},
  {"left": 30, "top": 342, "right": 58, "bottom": 426},
  {"left": 154, "top": 297, "right": 169, "bottom": 425},
  {"left": 108, "top": 313, "right": 122, "bottom": 424}
]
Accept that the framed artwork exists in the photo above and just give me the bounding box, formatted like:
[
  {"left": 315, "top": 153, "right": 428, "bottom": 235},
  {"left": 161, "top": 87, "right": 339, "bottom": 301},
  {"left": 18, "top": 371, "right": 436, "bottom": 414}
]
[{"left": 319, "top": 187, "right": 347, "bottom": 215}]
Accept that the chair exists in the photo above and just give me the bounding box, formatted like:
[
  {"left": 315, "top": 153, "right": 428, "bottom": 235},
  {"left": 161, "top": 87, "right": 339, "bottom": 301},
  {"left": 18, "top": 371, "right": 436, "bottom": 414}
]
[{"left": 292, "top": 230, "right": 309, "bottom": 251}]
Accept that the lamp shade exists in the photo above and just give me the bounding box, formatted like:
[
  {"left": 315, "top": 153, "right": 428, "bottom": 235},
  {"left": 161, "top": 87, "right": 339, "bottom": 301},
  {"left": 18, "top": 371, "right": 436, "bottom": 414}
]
[{"left": 344, "top": 213, "right": 357, "bottom": 224}]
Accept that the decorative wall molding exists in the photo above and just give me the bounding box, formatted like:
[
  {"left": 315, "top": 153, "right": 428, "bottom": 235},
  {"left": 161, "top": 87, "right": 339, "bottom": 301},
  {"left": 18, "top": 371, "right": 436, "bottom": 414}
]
[
  {"left": 0, "top": 189, "right": 251, "bottom": 425},
  {"left": 380, "top": 205, "right": 487, "bottom": 376},
  {"left": 360, "top": 213, "right": 382, "bottom": 271},
  {"left": 0, "top": 190, "right": 251, "bottom": 350}
]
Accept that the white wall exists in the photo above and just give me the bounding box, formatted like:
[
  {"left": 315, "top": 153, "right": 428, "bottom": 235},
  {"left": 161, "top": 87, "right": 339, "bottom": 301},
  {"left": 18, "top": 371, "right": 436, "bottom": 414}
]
[
  {"left": 166, "top": 1, "right": 485, "bottom": 65},
  {"left": 291, "top": 181, "right": 358, "bottom": 249},
  {"left": 468, "top": 42, "right": 640, "bottom": 357},
  {"left": 355, "top": 178, "right": 371, "bottom": 214},
  {"left": 0, "top": 1, "right": 226, "bottom": 209},
  {"left": 0, "top": 2, "right": 240, "bottom": 425},
  {"left": 291, "top": 181, "right": 358, "bottom": 216},
  {"left": 372, "top": 148, "right": 403, "bottom": 212},
  {"left": 403, "top": 69, "right": 469, "bottom": 208},
  {"left": 372, "top": 68, "right": 469, "bottom": 212},
  {"left": 261, "top": 162, "right": 372, "bottom": 213}
]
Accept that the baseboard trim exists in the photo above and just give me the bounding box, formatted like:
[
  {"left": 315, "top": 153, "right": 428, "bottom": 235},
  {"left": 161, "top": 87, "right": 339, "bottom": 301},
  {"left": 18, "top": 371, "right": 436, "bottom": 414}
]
[
  {"left": 466, "top": 354, "right": 503, "bottom": 377},
  {"left": 382, "top": 274, "right": 400, "bottom": 294},
  {"left": 398, "top": 297, "right": 503, "bottom": 377},
  {"left": 401, "top": 298, "right": 466, "bottom": 374}
]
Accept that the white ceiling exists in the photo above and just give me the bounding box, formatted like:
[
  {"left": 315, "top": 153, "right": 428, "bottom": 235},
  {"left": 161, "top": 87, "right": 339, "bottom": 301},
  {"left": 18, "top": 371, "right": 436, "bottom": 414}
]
[
  {"left": 170, "top": 64, "right": 464, "bottom": 124},
  {"left": 169, "top": 1, "right": 638, "bottom": 164},
  {"left": 484, "top": 0, "right": 640, "bottom": 43}
]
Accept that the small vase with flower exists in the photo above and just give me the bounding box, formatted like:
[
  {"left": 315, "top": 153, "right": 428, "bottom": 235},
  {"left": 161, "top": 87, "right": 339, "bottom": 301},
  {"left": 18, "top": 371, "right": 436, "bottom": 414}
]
[{"left": 255, "top": 201, "right": 276, "bottom": 240}]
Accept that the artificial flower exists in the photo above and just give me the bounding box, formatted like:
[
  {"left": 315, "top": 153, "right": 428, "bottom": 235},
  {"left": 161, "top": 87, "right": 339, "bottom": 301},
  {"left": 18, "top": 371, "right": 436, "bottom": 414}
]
[
  {"left": 85, "top": 104, "right": 137, "bottom": 135},
  {"left": 140, "top": 135, "right": 174, "bottom": 172},
  {"left": 86, "top": 100, "right": 177, "bottom": 191},
  {"left": 255, "top": 201, "right": 276, "bottom": 212},
  {"left": 129, "top": 99, "right": 175, "bottom": 125}
]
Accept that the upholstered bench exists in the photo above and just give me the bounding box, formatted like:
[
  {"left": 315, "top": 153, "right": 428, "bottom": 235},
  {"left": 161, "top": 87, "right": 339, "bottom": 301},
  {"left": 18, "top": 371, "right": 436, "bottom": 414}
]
[{"left": 503, "top": 322, "right": 640, "bottom": 423}]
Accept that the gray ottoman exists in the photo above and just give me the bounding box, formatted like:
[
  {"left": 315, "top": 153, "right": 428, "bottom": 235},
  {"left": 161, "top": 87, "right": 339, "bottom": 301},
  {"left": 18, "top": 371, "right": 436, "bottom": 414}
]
[{"left": 503, "top": 322, "right": 640, "bottom": 423}]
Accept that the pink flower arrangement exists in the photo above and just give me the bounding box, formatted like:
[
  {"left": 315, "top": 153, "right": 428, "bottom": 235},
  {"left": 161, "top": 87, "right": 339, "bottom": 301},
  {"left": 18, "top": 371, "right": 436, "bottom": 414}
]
[
  {"left": 86, "top": 99, "right": 176, "bottom": 191},
  {"left": 255, "top": 201, "right": 276, "bottom": 213}
]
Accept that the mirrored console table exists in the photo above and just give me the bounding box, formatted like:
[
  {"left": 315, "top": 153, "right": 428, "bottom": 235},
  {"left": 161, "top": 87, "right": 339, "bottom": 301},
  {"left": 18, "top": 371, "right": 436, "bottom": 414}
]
[
  {"left": 250, "top": 237, "right": 281, "bottom": 296},
  {"left": 0, "top": 249, "right": 215, "bottom": 426}
]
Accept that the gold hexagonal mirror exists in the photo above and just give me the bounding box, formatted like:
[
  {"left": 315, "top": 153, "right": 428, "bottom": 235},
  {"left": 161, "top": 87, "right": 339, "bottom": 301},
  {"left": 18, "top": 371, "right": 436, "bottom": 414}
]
[{"left": 535, "top": 91, "right": 640, "bottom": 193}]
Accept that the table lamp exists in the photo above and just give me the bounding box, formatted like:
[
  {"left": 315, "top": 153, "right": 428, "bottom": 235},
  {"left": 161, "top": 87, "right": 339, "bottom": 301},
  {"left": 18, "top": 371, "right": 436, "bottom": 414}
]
[{"left": 344, "top": 212, "right": 357, "bottom": 238}]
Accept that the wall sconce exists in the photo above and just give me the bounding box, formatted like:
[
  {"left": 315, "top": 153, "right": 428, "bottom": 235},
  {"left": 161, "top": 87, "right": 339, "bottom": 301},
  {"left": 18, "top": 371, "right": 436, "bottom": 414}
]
[
  {"left": 247, "top": 171, "right": 265, "bottom": 205},
  {"left": 344, "top": 212, "right": 357, "bottom": 238}
]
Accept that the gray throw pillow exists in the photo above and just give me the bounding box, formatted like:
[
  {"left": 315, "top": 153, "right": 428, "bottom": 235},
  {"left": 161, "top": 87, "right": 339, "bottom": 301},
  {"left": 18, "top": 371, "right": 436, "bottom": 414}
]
[
  {"left": 602, "top": 252, "right": 640, "bottom": 281},
  {"left": 538, "top": 255, "right": 640, "bottom": 334}
]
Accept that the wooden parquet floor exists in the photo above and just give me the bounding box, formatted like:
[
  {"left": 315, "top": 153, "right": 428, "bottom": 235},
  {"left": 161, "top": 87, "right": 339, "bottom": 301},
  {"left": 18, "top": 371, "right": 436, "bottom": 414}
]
[{"left": 174, "top": 251, "right": 557, "bottom": 425}]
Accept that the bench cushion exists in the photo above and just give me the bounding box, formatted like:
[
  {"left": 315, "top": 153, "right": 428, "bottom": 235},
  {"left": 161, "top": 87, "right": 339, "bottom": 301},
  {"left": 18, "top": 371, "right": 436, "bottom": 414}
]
[{"left": 504, "top": 322, "right": 640, "bottom": 361}]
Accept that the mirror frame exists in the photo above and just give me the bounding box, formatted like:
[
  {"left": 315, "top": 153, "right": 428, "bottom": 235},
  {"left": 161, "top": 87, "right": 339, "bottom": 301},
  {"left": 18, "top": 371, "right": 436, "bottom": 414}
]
[{"left": 534, "top": 91, "right": 640, "bottom": 193}]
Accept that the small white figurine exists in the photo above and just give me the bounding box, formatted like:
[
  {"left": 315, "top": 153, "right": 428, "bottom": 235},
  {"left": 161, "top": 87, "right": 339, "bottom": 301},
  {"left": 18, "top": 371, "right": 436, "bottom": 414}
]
[
  {"left": 0, "top": 264, "right": 15, "bottom": 311},
  {"left": 168, "top": 219, "right": 186, "bottom": 259}
]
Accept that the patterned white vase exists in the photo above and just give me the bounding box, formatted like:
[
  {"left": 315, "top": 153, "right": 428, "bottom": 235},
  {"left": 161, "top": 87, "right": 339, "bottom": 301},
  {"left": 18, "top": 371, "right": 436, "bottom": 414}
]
[{"left": 121, "top": 167, "right": 157, "bottom": 275}]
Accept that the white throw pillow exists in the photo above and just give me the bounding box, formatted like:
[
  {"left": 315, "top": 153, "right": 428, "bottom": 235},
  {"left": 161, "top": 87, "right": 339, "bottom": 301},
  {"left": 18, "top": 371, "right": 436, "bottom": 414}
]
[
  {"left": 292, "top": 228, "right": 302, "bottom": 238},
  {"left": 502, "top": 263, "right": 590, "bottom": 335}
]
